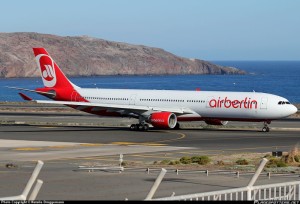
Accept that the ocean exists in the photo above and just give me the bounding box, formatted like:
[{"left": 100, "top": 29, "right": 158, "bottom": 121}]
[{"left": 1, "top": 61, "right": 299, "bottom": 103}]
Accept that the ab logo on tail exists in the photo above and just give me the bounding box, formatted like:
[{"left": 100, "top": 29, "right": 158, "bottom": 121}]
[
  {"left": 36, "top": 54, "right": 57, "bottom": 87},
  {"left": 42, "top": 64, "right": 55, "bottom": 81}
]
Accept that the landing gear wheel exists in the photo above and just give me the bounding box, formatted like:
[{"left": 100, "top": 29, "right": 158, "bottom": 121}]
[
  {"left": 138, "top": 124, "right": 144, "bottom": 131},
  {"left": 143, "top": 124, "right": 149, "bottom": 131},
  {"left": 130, "top": 123, "right": 149, "bottom": 131},
  {"left": 130, "top": 124, "right": 137, "bottom": 131},
  {"left": 262, "top": 121, "right": 270, "bottom": 132},
  {"left": 262, "top": 126, "right": 270, "bottom": 132}
]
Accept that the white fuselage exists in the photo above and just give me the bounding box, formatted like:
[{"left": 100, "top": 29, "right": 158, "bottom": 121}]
[
  {"left": 76, "top": 88, "right": 297, "bottom": 122},
  {"left": 30, "top": 47, "right": 298, "bottom": 131}
]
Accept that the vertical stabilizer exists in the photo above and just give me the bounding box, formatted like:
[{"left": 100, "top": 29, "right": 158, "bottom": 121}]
[
  {"left": 33, "top": 48, "right": 85, "bottom": 102},
  {"left": 33, "top": 48, "right": 76, "bottom": 89}
]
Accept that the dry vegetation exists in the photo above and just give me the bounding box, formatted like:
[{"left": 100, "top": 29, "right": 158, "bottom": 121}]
[{"left": 139, "top": 145, "right": 300, "bottom": 173}]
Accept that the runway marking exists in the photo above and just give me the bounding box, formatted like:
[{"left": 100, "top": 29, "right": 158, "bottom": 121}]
[
  {"left": 154, "top": 131, "right": 186, "bottom": 143},
  {"left": 12, "top": 146, "right": 76, "bottom": 151},
  {"left": 13, "top": 147, "right": 43, "bottom": 151},
  {"left": 110, "top": 142, "right": 166, "bottom": 146},
  {"left": 109, "top": 131, "right": 186, "bottom": 147},
  {"left": 48, "top": 145, "right": 77, "bottom": 149},
  {"left": 80, "top": 143, "right": 104, "bottom": 147}
]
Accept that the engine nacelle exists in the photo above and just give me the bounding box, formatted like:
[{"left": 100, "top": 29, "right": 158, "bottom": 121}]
[
  {"left": 204, "top": 119, "right": 228, "bottom": 126},
  {"left": 149, "top": 112, "right": 177, "bottom": 129}
]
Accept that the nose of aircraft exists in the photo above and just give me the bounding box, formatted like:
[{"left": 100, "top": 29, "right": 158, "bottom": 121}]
[{"left": 290, "top": 104, "right": 298, "bottom": 115}]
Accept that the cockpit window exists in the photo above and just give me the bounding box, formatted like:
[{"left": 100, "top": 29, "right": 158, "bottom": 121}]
[{"left": 278, "top": 101, "right": 291, "bottom": 105}]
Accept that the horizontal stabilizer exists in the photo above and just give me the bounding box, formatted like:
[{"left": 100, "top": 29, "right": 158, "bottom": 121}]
[
  {"left": 18, "top": 93, "right": 33, "bottom": 101},
  {"left": 6, "top": 86, "right": 55, "bottom": 97}
]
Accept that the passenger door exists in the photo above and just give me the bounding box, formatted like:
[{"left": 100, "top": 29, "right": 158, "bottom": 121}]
[{"left": 260, "top": 97, "right": 268, "bottom": 109}]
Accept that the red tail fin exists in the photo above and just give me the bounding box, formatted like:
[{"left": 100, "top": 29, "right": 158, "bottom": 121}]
[
  {"left": 33, "top": 48, "right": 86, "bottom": 102},
  {"left": 33, "top": 48, "right": 74, "bottom": 89}
]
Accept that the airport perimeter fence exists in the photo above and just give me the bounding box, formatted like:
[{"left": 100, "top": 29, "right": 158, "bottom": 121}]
[
  {"left": 147, "top": 159, "right": 300, "bottom": 201},
  {"left": 151, "top": 180, "right": 300, "bottom": 200},
  {"left": 75, "top": 153, "right": 300, "bottom": 179},
  {"left": 75, "top": 159, "right": 300, "bottom": 200},
  {"left": 2, "top": 158, "right": 300, "bottom": 201},
  {"left": 79, "top": 158, "right": 300, "bottom": 201},
  {"left": 76, "top": 164, "right": 300, "bottom": 180},
  {"left": 0, "top": 160, "right": 44, "bottom": 200}
]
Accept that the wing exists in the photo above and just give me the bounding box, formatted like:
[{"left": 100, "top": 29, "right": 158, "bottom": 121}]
[{"left": 35, "top": 100, "right": 195, "bottom": 116}]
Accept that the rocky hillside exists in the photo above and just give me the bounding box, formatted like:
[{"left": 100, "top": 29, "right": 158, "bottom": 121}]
[{"left": 0, "top": 32, "right": 246, "bottom": 78}]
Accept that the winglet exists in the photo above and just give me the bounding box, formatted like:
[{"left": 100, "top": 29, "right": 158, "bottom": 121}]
[{"left": 19, "top": 93, "right": 33, "bottom": 101}]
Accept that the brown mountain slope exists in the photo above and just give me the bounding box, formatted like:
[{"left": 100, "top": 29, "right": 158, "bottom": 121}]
[{"left": 0, "top": 32, "right": 245, "bottom": 78}]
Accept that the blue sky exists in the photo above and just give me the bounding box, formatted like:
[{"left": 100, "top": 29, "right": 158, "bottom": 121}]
[{"left": 1, "top": 0, "right": 299, "bottom": 60}]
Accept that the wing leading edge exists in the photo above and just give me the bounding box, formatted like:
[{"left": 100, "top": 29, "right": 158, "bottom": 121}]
[{"left": 35, "top": 100, "right": 195, "bottom": 115}]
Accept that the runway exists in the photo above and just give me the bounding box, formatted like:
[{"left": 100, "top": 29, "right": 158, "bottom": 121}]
[
  {"left": 0, "top": 115, "right": 299, "bottom": 162},
  {"left": 0, "top": 114, "right": 300, "bottom": 200}
]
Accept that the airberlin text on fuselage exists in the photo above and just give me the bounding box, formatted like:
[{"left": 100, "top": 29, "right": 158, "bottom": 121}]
[{"left": 209, "top": 97, "right": 258, "bottom": 109}]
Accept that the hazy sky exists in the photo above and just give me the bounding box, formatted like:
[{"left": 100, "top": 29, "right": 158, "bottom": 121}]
[{"left": 1, "top": 0, "right": 299, "bottom": 60}]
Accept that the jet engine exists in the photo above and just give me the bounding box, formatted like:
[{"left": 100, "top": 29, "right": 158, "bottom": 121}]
[
  {"left": 204, "top": 119, "right": 228, "bottom": 126},
  {"left": 149, "top": 112, "right": 177, "bottom": 129}
]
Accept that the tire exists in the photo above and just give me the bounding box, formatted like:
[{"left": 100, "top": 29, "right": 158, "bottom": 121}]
[
  {"left": 130, "top": 124, "right": 137, "bottom": 131},
  {"left": 262, "top": 127, "right": 269, "bottom": 132},
  {"left": 138, "top": 124, "right": 144, "bottom": 131},
  {"left": 143, "top": 124, "right": 149, "bottom": 131}
]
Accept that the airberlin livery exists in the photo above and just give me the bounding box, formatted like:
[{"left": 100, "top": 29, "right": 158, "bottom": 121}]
[{"left": 10, "top": 48, "right": 298, "bottom": 132}]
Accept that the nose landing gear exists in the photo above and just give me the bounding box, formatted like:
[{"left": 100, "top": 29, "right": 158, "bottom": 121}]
[{"left": 262, "top": 121, "right": 270, "bottom": 132}]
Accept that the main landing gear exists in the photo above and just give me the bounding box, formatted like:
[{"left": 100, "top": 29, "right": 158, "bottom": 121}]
[
  {"left": 130, "top": 116, "right": 150, "bottom": 131},
  {"left": 262, "top": 121, "right": 270, "bottom": 132},
  {"left": 130, "top": 123, "right": 149, "bottom": 131}
]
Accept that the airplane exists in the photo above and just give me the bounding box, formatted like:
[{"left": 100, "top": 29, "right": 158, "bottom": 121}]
[{"left": 9, "top": 48, "right": 298, "bottom": 132}]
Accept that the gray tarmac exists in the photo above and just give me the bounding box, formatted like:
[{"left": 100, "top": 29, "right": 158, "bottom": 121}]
[{"left": 0, "top": 112, "right": 300, "bottom": 200}]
